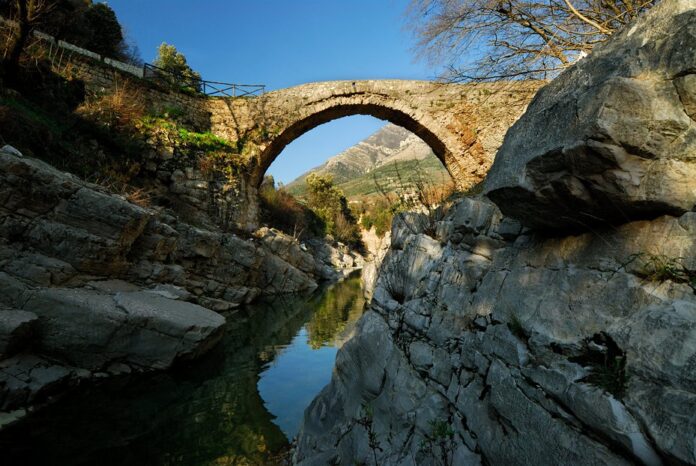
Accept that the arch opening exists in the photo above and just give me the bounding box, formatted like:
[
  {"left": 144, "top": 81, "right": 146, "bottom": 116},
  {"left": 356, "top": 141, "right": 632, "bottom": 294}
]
[{"left": 253, "top": 103, "right": 451, "bottom": 187}]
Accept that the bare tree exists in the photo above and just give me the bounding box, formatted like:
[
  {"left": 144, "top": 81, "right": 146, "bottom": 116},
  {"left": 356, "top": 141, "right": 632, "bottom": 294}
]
[
  {"left": 408, "top": 0, "right": 656, "bottom": 81},
  {"left": 2, "top": 0, "right": 56, "bottom": 86}
]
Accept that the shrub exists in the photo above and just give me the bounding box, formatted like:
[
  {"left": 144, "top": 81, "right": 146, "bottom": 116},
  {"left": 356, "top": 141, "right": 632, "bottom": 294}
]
[
  {"left": 75, "top": 80, "right": 146, "bottom": 133},
  {"left": 571, "top": 333, "right": 628, "bottom": 399},
  {"left": 360, "top": 195, "right": 402, "bottom": 238},
  {"left": 625, "top": 252, "right": 696, "bottom": 292},
  {"left": 419, "top": 419, "right": 456, "bottom": 466},
  {"left": 372, "top": 160, "right": 455, "bottom": 238},
  {"left": 153, "top": 42, "right": 202, "bottom": 93},
  {"left": 259, "top": 176, "right": 324, "bottom": 239},
  {"left": 306, "top": 173, "right": 363, "bottom": 249}
]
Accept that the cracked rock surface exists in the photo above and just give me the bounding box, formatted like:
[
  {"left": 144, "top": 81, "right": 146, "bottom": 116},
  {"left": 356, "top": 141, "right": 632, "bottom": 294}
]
[
  {"left": 484, "top": 0, "right": 696, "bottom": 230},
  {"left": 295, "top": 196, "right": 696, "bottom": 465},
  {"left": 296, "top": 2, "right": 696, "bottom": 464},
  {"left": 0, "top": 148, "right": 360, "bottom": 415}
]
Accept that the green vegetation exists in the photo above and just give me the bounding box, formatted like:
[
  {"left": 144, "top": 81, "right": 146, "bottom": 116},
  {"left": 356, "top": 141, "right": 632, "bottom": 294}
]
[
  {"left": 0, "top": 0, "right": 140, "bottom": 65},
  {"left": 359, "top": 196, "right": 401, "bottom": 237},
  {"left": 572, "top": 334, "right": 629, "bottom": 399},
  {"left": 290, "top": 157, "right": 454, "bottom": 240},
  {"left": 177, "top": 128, "right": 234, "bottom": 152},
  {"left": 259, "top": 176, "right": 325, "bottom": 239},
  {"left": 628, "top": 253, "right": 696, "bottom": 291},
  {"left": 586, "top": 353, "right": 628, "bottom": 399},
  {"left": 153, "top": 42, "right": 202, "bottom": 92},
  {"left": 306, "top": 173, "right": 363, "bottom": 248},
  {"left": 288, "top": 157, "right": 449, "bottom": 199},
  {"left": 0, "top": 74, "right": 147, "bottom": 193},
  {"left": 419, "top": 419, "right": 456, "bottom": 466}
]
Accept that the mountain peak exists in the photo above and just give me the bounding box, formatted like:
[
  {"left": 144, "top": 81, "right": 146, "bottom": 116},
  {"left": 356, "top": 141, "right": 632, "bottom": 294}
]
[{"left": 286, "top": 123, "right": 446, "bottom": 197}]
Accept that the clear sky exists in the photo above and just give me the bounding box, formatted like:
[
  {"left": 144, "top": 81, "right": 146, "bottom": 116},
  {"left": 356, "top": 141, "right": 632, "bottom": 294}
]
[{"left": 107, "top": 0, "right": 441, "bottom": 184}]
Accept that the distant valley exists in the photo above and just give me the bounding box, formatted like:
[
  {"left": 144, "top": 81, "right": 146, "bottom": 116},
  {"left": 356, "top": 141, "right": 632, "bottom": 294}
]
[{"left": 284, "top": 124, "right": 451, "bottom": 200}]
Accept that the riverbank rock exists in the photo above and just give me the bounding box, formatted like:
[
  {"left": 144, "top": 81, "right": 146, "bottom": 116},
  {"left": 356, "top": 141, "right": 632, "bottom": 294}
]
[
  {"left": 255, "top": 227, "right": 364, "bottom": 281},
  {"left": 484, "top": 0, "right": 696, "bottom": 231},
  {"left": 296, "top": 3, "right": 696, "bottom": 463},
  {"left": 296, "top": 195, "right": 696, "bottom": 465},
  {"left": 0, "top": 310, "right": 38, "bottom": 358},
  {"left": 0, "top": 148, "right": 362, "bottom": 415}
]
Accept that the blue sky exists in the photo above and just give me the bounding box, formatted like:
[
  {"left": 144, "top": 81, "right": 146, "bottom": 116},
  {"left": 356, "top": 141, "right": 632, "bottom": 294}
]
[{"left": 107, "top": 0, "right": 440, "bottom": 183}]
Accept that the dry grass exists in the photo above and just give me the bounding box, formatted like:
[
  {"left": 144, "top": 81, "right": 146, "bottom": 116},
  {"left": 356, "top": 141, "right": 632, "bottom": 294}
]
[{"left": 75, "top": 80, "right": 146, "bottom": 132}]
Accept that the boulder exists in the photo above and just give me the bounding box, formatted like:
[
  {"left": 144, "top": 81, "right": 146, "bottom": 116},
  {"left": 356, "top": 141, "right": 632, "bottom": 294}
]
[
  {"left": 0, "top": 310, "right": 38, "bottom": 358},
  {"left": 0, "top": 152, "right": 151, "bottom": 275},
  {"left": 20, "top": 287, "right": 225, "bottom": 370},
  {"left": 484, "top": 0, "right": 696, "bottom": 230}
]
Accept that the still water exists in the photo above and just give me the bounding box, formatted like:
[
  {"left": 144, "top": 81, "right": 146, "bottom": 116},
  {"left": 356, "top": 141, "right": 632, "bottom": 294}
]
[{"left": 0, "top": 275, "right": 366, "bottom": 465}]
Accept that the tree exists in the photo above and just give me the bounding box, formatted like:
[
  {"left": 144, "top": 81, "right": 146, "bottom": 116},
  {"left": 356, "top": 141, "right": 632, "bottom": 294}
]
[
  {"left": 153, "top": 42, "right": 202, "bottom": 92},
  {"left": 306, "top": 173, "right": 362, "bottom": 248},
  {"left": 2, "top": 0, "right": 56, "bottom": 86},
  {"left": 80, "top": 2, "right": 123, "bottom": 58},
  {"left": 408, "top": 0, "right": 656, "bottom": 81}
]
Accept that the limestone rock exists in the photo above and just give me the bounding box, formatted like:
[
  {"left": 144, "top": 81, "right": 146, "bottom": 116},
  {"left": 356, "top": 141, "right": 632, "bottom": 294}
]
[
  {"left": 296, "top": 195, "right": 696, "bottom": 465},
  {"left": 484, "top": 0, "right": 696, "bottom": 230},
  {"left": 0, "top": 145, "right": 22, "bottom": 158},
  {"left": 0, "top": 153, "right": 151, "bottom": 275},
  {"left": 0, "top": 354, "right": 82, "bottom": 412},
  {"left": 0, "top": 310, "right": 38, "bottom": 358},
  {"left": 20, "top": 287, "right": 225, "bottom": 370}
]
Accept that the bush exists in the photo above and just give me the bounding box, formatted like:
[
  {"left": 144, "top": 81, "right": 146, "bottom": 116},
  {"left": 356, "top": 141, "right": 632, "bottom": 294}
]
[
  {"left": 372, "top": 160, "right": 455, "bottom": 238},
  {"left": 75, "top": 80, "right": 146, "bottom": 133},
  {"left": 360, "top": 195, "right": 401, "bottom": 238},
  {"left": 153, "top": 43, "right": 202, "bottom": 93},
  {"left": 259, "top": 176, "right": 324, "bottom": 239},
  {"left": 306, "top": 173, "right": 363, "bottom": 248}
]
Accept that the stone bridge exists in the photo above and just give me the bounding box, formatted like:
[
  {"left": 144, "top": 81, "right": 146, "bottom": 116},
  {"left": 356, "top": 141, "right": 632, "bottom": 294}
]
[
  {"left": 205, "top": 80, "right": 541, "bottom": 190},
  {"left": 37, "top": 32, "right": 541, "bottom": 228}
]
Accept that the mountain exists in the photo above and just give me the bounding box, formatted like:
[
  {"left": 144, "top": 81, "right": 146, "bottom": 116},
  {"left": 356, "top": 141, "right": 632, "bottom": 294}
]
[{"left": 285, "top": 123, "right": 450, "bottom": 199}]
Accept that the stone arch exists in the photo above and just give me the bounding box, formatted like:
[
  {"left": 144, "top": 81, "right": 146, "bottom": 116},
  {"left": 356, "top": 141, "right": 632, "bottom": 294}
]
[
  {"left": 251, "top": 102, "right": 452, "bottom": 186},
  {"left": 204, "top": 80, "right": 540, "bottom": 229}
]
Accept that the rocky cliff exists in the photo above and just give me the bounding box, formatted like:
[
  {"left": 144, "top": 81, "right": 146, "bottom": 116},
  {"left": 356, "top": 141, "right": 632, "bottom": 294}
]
[
  {"left": 0, "top": 149, "right": 361, "bottom": 418},
  {"left": 295, "top": 1, "right": 696, "bottom": 465}
]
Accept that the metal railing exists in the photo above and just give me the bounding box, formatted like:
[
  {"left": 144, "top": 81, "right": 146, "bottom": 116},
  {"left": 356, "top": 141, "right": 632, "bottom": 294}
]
[
  {"left": 143, "top": 63, "right": 265, "bottom": 98},
  {"left": 0, "top": 15, "right": 267, "bottom": 99}
]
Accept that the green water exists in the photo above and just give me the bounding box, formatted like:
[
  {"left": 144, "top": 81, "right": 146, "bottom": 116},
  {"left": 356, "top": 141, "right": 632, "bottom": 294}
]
[{"left": 0, "top": 275, "right": 366, "bottom": 466}]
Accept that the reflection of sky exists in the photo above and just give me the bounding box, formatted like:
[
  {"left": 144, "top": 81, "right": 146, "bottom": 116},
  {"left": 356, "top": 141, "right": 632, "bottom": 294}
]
[{"left": 257, "top": 327, "right": 338, "bottom": 439}]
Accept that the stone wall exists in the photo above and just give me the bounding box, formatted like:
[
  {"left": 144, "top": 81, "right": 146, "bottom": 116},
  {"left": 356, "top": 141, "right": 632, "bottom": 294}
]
[
  {"left": 53, "top": 52, "right": 213, "bottom": 131},
  {"left": 41, "top": 35, "right": 540, "bottom": 230}
]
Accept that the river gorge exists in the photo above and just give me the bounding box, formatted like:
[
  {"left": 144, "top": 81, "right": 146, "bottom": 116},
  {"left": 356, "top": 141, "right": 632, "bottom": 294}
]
[
  {"left": 0, "top": 274, "right": 365, "bottom": 465},
  {"left": 1, "top": 0, "right": 695, "bottom": 465}
]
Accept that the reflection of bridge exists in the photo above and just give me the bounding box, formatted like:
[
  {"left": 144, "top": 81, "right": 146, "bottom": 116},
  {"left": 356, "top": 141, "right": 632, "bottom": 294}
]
[{"left": 207, "top": 80, "right": 541, "bottom": 190}]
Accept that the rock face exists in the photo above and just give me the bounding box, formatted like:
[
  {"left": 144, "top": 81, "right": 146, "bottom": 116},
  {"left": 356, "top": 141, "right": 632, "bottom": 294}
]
[
  {"left": 0, "top": 148, "right": 360, "bottom": 413},
  {"left": 485, "top": 0, "right": 696, "bottom": 230},
  {"left": 296, "top": 196, "right": 696, "bottom": 466},
  {"left": 296, "top": 3, "right": 696, "bottom": 465}
]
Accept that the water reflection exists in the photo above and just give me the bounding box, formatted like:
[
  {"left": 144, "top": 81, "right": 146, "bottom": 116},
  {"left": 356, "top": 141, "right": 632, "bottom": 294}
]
[
  {"left": 0, "top": 275, "right": 365, "bottom": 466},
  {"left": 259, "top": 275, "right": 365, "bottom": 437}
]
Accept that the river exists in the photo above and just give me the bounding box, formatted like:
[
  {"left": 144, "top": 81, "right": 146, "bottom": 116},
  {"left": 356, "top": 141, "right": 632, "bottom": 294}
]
[{"left": 0, "top": 274, "right": 366, "bottom": 465}]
